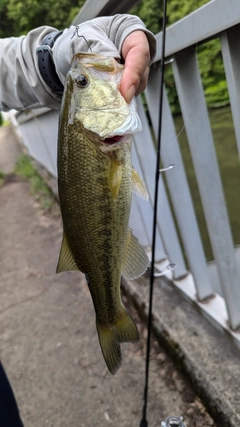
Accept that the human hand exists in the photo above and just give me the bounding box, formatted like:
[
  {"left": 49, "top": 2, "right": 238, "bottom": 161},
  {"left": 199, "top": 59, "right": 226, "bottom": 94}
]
[
  {"left": 52, "top": 19, "right": 155, "bottom": 101},
  {"left": 120, "top": 31, "right": 151, "bottom": 103}
]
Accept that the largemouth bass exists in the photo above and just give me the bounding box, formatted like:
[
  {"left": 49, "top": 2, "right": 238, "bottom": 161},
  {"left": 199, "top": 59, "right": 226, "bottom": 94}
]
[{"left": 57, "top": 52, "right": 149, "bottom": 375}]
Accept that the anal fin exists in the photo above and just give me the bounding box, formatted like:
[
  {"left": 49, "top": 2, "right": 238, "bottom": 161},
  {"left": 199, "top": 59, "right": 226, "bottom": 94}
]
[
  {"left": 56, "top": 231, "right": 81, "bottom": 273},
  {"left": 121, "top": 229, "right": 149, "bottom": 280},
  {"left": 132, "top": 168, "right": 149, "bottom": 201}
]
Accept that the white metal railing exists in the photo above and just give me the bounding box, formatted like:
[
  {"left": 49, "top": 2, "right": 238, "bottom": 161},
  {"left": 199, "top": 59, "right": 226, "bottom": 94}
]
[{"left": 11, "top": 0, "right": 240, "bottom": 343}]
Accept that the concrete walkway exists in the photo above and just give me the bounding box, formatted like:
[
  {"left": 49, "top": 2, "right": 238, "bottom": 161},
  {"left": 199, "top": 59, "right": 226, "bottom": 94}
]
[{"left": 0, "top": 126, "right": 216, "bottom": 427}]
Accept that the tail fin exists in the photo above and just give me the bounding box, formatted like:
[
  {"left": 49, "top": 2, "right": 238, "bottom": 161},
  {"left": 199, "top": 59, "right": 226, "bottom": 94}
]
[{"left": 96, "top": 310, "right": 139, "bottom": 375}]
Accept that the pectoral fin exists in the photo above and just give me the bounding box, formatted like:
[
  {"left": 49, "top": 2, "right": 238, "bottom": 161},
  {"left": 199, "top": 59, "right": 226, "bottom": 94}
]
[
  {"left": 121, "top": 230, "right": 149, "bottom": 280},
  {"left": 109, "top": 160, "right": 123, "bottom": 200},
  {"left": 132, "top": 168, "right": 149, "bottom": 201},
  {"left": 56, "top": 231, "right": 81, "bottom": 273}
]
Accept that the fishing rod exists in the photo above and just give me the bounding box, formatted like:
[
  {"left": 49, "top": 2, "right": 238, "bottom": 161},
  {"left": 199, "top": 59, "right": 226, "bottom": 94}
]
[{"left": 139, "top": 0, "right": 185, "bottom": 425}]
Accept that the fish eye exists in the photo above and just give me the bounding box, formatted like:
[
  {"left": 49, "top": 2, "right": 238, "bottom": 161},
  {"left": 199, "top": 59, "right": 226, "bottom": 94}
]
[{"left": 75, "top": 74, "right": 89, "bottom": 88}]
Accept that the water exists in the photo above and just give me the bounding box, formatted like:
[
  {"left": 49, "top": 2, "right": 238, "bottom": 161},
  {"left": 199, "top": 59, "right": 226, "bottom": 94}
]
[{"left": 174, "top": 106, "right": 240, "bottom": 261}]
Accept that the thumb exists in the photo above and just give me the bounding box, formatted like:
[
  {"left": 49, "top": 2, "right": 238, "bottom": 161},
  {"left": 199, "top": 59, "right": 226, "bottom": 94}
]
[{"left": 120, "top": 31, "right": 151, "bottom": 103}]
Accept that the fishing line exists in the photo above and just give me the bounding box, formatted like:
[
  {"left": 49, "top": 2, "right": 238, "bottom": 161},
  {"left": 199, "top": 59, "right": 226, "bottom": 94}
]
[
  {"left": 139, "top": 0, "right": 168, "bottom": 424},
  {"left": 139, "top": 0, "right": 205, "bottom": 425},
  {"left": 71, "top": 26, "right": 93, "bottom": 52}
]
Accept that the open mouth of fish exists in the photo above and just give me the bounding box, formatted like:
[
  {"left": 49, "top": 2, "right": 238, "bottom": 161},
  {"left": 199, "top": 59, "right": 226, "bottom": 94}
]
[
  {"left": 93, "top": 133, "right": 133, "bottom": 152},
  {"left": 103, "top": 135, "right": 123, "bottom": 144},
  {"left": 98, "top": 109, "right": 142, "bottom": 147}
]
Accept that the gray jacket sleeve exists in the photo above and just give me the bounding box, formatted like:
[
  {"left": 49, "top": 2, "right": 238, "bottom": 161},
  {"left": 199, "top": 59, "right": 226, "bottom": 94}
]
[{"left": 0, "top": 15, "right": 156, "bottom": 112}]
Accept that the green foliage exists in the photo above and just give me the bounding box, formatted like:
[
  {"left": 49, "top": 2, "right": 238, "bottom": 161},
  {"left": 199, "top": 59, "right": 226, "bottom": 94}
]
[
  {"left": 130, "top": 0, "right": 228, "bottom": 112},
  {"left": 131, "top": 0, "right": 209, "bottom": 38},
  {"left": 14, "top": 154, "right": 55, "bottom": 211},
  {"left": 197, "top": 39, "right": 229, "bottom": 107},
  {"left": 0, "top": 169, "right": 5, "bottom": 187},
  {"left": 14, "top": 153, "right": 35, "bottom": 179},
  {"left": 7, "top": 0, "right": 83, "bottom": 33},
  {"left": 0, "top": 113, "right": 2, "bottom": 126},
  {"left": 164, "top": 66, "right": 180, "bottom": 115},
  {"left": 0, "top": 0, "right": 17, "bottom": 36},
  {"left": 131, "top": 0, "right": 163, "bottom": 34},
  {"left": 167, "top": 0, "right": 208, "bottom": 25},
  {"left": 0, "top": 0, "right": 85, "bottom": 36}
]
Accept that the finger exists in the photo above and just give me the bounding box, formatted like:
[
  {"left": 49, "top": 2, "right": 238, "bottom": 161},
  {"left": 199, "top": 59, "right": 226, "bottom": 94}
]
[
  {"left": 120, "top": 31, "right": 150, "bottom": 103},
  {"left": 135, "top": 66, "right": 150, "bottom": 97}
]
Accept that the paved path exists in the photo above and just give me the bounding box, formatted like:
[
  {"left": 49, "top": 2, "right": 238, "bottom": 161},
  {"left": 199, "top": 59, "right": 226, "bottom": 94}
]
[{"left": 0, "top": 126, "right": 215, "bottom": 427}]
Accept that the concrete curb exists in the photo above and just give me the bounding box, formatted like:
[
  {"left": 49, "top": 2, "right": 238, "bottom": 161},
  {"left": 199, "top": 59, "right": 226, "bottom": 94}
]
[{"left": 121, "top": 275, "right": 240, "bottom": 427}]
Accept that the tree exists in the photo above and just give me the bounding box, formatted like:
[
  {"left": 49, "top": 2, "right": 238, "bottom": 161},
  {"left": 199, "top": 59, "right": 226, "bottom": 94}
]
[
  {"left": 0, "top": 0, "right": 17, "bottom": 37},
  {"left": 1, "top": 0, "right": 85, "bottom": 37},
  {"left": 131, "top": 0, "right": 163, "bottom": 35}
]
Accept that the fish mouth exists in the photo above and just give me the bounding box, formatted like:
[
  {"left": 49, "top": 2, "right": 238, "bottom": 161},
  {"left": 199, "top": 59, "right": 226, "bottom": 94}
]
[
  {"left": 97, "top": 133, "right": 132, "bottom": 152},
  {"left": 103, "top": 135, "right": 123, "bottom": 144}
]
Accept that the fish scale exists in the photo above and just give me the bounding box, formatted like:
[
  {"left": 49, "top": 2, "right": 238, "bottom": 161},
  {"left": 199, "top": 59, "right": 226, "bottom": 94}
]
[{"left": 59, "top": 128, "right": 131, "bottom": 315}]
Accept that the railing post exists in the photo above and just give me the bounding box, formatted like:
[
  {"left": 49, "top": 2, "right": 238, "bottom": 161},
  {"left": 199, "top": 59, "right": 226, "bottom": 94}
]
[
  {"left": 221, "top": 24, "right": 240, "bottom": 159},
  {"left": 145, "top": 64, "right": 213, "bottom": 300},
  {"left": 133, "top": 100, "right": 187, "bottom": 278},
  {"left": 172, "top": 46, "right": 240, "bottom": 330}
]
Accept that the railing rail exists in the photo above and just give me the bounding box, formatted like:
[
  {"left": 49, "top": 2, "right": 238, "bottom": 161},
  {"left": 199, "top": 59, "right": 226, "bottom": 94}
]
[
  {"left": 11, "top": 0, "right": 240, "bottom": 341},
  {"left": 155, "top": 0, "right": 240, "bottom": 60}
]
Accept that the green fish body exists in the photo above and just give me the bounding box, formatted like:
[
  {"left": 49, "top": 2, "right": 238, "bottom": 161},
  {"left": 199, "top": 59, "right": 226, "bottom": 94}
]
[{"left": 57, "top": 53, "right": 149, "bottom": 375}]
